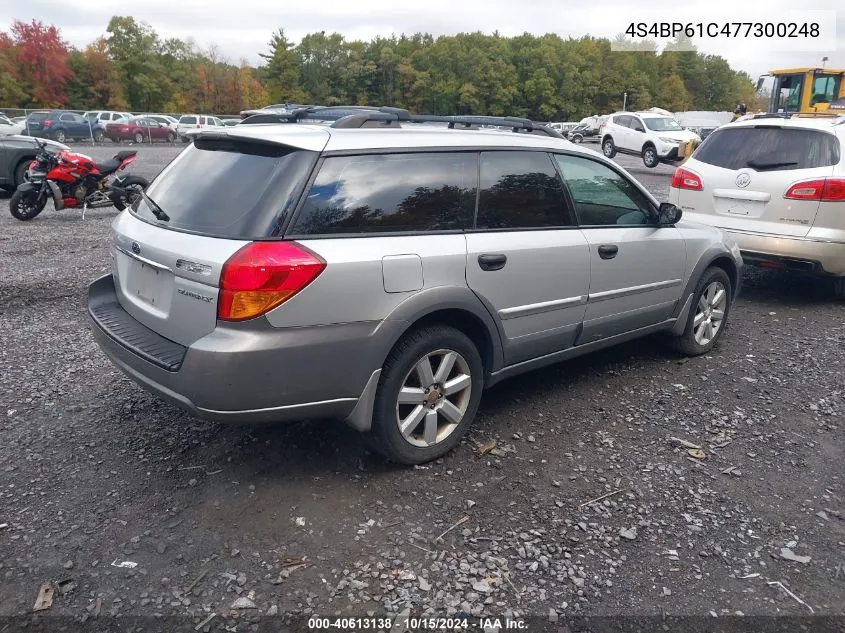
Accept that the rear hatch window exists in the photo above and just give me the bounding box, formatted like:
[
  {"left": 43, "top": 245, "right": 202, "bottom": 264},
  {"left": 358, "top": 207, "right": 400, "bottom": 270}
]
[
  {"left": 180, "top": 116, "right": 197, "bottom": 124},
  {"left": 130, "top": 138, "right": 316, "bottom": 239},
  {"left": 694, "top": 126, "right": 840, "bottom": 171}
]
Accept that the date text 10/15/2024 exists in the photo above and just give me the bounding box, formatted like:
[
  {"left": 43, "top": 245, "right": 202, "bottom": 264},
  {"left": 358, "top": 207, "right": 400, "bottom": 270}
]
[{"left": 307, "top": 617, "right": 529, "bottom": 630}]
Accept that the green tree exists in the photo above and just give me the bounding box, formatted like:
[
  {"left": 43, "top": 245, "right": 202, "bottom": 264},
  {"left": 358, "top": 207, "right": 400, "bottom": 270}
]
[{"left": 260, "top": 29, "right": 304, "bottom": 104}]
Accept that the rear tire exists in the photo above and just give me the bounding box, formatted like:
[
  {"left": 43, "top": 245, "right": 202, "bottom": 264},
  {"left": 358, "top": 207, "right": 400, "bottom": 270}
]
[
  {"left": 367, "top": 326, "right": 484, "bottom": 465},
  {"left": 669, "top": 267, "right": 732, "bottom": 356},
  {"left": 167, "top": 132, "right": 175, "bottom": 143},
  {"left": 134, "top": 132, "right": 144, "bottom": 144},
  {"left": 93, "top": 130, "right": 105, "bottom": 143},
  {"left": 833, "top": 278, "right": 845, "bottom": 300},
  {"left": 14, "top": 160, "right": 30, "bottom": 187},
  {"left": 53, "top": 130, "right": 66, "bottom": 144},
  {"left": 602, "top": 137, "right": 616, "bottom": 158},
  {"left": 571, "top": 134, "right": 584, "bottom": 143},
  {"left": 9, "top": 189, "right": 47, "bottom": 221},
  {"left": 112, "top": 177, "right": 149, "bottom": 211}
]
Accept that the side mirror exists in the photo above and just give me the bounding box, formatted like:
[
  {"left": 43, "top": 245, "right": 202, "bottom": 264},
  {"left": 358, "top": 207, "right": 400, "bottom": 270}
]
[{"left": 658, "top": 202, "right": 682, "bottom": 225}]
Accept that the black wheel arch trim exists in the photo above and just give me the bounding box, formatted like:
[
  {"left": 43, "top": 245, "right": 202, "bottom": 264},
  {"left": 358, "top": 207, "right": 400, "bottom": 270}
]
[
  {"left": 672, "top": 248, "right": 741, "bottom": 322},
  {"left": 379, "top": 286, "right": 506, "bottom": 380}
]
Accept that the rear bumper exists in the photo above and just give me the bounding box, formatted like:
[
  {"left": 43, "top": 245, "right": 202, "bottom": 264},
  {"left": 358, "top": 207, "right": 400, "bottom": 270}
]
[
  {"left": 724, "top": 229, "right": 845, "bottom": 276},
  {"left": 87, "top": 274, "right": 401, "bottom": 424}
]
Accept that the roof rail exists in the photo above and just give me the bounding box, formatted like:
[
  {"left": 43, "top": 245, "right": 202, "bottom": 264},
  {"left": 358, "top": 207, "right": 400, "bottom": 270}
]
[
  {"left": 239, "top": 105, "right": 565, "bottom": 138},
  {"left": 751, "top": 111, "right": 843, "bottom": 120}
]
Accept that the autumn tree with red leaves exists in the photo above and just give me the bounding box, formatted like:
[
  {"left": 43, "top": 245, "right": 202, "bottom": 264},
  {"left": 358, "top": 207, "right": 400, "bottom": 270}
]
[{"left": 10, "top": 19, "right": 73, "bottom": 107}]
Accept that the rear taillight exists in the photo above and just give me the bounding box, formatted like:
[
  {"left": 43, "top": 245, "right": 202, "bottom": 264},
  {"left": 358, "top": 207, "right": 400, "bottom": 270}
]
[
  {"left": 217, "top": 241, "right": 326, "bottom": 322},
  {"left": 43, "top": 120, "right": 52, "bottom": 128},
  {"left": 784, "top": 178, "right": 845, "bottom": 202},
  {"left": 671, "top": 167, "right": 703, "bottom": 190}
]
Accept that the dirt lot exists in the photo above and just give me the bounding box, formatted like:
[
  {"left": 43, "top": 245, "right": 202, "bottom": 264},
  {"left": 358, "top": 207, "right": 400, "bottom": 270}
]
[{"left": 0, "top": 144, "right": 842, "bottom": 630}]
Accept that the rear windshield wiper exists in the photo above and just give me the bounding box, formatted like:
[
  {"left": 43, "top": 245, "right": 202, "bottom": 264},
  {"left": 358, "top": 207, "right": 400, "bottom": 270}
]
[
  {"left": 140, "top": 190, "right": 170, "bottom": 222},
  {"left": 746, "top": 159, "right": 799, "bottom": 170}
]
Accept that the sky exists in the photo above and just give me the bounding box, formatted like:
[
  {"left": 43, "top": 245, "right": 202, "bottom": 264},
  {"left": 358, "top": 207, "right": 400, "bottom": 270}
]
[{"left": 1, "top": 0, "right": 841, "bottom": 79}]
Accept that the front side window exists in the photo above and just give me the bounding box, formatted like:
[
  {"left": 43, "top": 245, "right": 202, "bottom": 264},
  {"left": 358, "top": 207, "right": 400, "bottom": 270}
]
[
  {"left": 289, "top": 152, "right": 478, "bottom": 235},
  {"left": 554, "top": 154, "right": 654, "bottom": 226},
  {"left": 476, "top": 151, "right": 569, "bottom": 229},
  {"left": 811, "top": 75, "right": 839, "bottom": 104}
]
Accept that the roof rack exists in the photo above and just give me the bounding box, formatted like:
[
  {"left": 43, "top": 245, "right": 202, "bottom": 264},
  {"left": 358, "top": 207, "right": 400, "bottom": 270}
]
[
  {"left": 751, "top": 111, "right": 843, "bottom": 120},
  {"left": 239, "top": 105, "right": 565, "bottom": 139}
]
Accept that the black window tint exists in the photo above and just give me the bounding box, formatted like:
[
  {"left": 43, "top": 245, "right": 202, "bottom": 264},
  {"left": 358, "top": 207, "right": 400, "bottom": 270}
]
[
  {"left": 555, "top": 154, "right": 654, "bottom": 226},
  {"left": 694, "top": 127, "right": 840, "bottom": 171},
  {"left": 289, "top": 153, "right": 477, "bottom": 235},
  {"left": 476, "top": 151, "right": 568, "bottom": 229},
  {"left": 131, "top": 139, "right": 315, "bottom": 239},
  {"left": 181, "top": 116, "right": 197, "bottom": 124}
]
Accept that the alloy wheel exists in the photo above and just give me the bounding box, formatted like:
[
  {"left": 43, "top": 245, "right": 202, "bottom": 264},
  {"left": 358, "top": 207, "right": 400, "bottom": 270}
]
[
  {"left": 693, "top": 281, "right": 727, "bottom": 345},
  {"left": 395, "top": 349, "right": 472, "bottom": 448}
]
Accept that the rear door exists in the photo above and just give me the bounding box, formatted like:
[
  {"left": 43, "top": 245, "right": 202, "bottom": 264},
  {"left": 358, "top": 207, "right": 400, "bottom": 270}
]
[
  {"left": 675, "top": 125, "right": 839, "bottom": 237},
  {"left": 26, "top": 112, "right": 48, "bottom": 135},
  {"left": 464, "top": 151, "right": 589, "bottom": 364},
  {"left": 554, "top": 153, "right": 686, "bottom": 342},
  {"left": 111, "top": 134, "right": 326, "bottom": 346}
]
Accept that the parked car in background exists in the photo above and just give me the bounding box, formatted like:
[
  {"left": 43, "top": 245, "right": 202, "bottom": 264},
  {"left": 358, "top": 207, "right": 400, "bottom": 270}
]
[
  {"left": 176, "top": 115, "right": 224, "bottom": 141},
  {"left": 106, "top": 116, "right": 177, "bottom": 143},
  {"left": 221, "top": 119, "right": 240, "bottom": 127},
  {"left": 239, "top": 103, "right": 315, "bottom": 118},
  {"left": 566, "top": 122, "right": 600, "bottom": 143},
  {"left": 25, "top": 110, "right": 105, "bottom": 143},
  {"left": 84, "top": 111, "right": 133, "bottom": 128},
  {"left": 87, "top": 108, "right": 742, "bottom": 465},
  {"left": 0, "top": 114, "right": 25, "bottom": 136},
  {"left": 141, "top": 114, "right": 179, "bottom": 131},
  {"left": 669, "top": 116, "right": 845, "bottom": 298},
  {"left": 0, "top": 135, "right": 70, "bottom": 191},
  {"left": 601, "top": 111, "right": 701, "bottom": 168}
]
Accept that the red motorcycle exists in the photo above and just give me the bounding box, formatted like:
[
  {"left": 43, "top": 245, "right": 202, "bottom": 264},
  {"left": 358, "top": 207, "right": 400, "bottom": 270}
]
[{"left": 9, "top": 139, "right": 150, "bottom": 221}]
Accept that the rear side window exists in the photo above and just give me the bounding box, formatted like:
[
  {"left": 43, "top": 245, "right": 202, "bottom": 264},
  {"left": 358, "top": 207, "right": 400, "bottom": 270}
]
[
  {"left": 180, "top": 116, "right": 197, "bottom": 124},
  {"left": 132, "top": 139, "right": 316, "bottom": 239},
  {"left": 694, "top": 127, "right": 840, "bottom": 170},
  {"left": 28, "top": 112, "right": 48, "bottom": 122},
  {"left": 476, "top": 151, "right": 569, "bottom": 229},
  {"left": 288, "top": 153, "right": 478, "bottom": 235}
]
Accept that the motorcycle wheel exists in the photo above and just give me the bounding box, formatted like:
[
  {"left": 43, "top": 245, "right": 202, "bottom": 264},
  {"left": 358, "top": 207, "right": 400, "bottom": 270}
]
[
  {"left": 10, "top": 189, "right": 47, "bottom": 221},
  {"left": 113, "top": 178, "right": 149, "bottom": 211}
]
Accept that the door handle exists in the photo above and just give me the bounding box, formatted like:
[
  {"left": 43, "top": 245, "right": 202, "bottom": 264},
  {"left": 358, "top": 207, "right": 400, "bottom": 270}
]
[
  {"left": 478, "top": 253, "right": 507, "bottom": 271},
  {"left": 597, "top": 244, "right": 619, "bottom": 260}
]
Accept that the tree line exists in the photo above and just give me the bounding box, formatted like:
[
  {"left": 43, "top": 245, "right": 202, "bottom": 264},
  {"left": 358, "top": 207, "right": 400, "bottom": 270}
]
[{"left": 0, "top": 17, "right": 759, "bottom": 119}]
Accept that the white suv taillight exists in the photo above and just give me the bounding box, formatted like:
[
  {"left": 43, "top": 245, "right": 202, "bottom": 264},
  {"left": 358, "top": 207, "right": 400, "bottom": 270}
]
[
  {"left": 218, "top": 241, "right": 326, "bottom": 322},
  {"left": 784, "top": 178, "right": 845, "bottom": 202},
  {"left": 670, "top": 167, "right": 703, "bottom": 191}
]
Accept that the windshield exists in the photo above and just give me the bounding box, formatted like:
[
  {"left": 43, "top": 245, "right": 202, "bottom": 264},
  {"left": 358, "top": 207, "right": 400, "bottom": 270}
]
[
  {"left": 131, "top": 139, "right": 317, "bottom": 238},
  {"left": 644, "top": 117, "right": 683, "bottom": 131}
]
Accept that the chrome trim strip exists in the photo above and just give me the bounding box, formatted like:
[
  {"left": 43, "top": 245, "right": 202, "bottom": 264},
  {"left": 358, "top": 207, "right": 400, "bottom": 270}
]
[
  {"left": 724, "top": 228, "right": 845, "bottom": 246},
  {"left": 589, "top": 278, "right": 682, "bottom": 303},
  {"left": 498, "top": 295, "right": 586, "bottom": 320},
  {"left": 198, "top": 397, "right": 358, "bottom": 416},
  {"left": 114, "top": 244, "right": 173, "bottom": 272}
]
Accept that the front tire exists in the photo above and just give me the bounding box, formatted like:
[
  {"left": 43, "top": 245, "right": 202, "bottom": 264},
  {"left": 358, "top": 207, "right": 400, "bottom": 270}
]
[
  {"left": 642, "top": 145, "right": 659, "bottom": 168},
  {"left": 134, "top": 132, "right": 144, "bottom": 144},
  {"left": 9, "top": 189, "right": 47, "bottom": 221},
  {"left": 368, "top": 326, "right": 484, "bottom": 465},
  {"left": 670, "top": 267, "right": 732, "bottom": 356},
  {"left": 53, "top": 130, "right": 66, "bottom": 144},
  {"left": 167, "top": 132, "right": 176, "bottom": 143},
  {"left": 570, "top": 134, "right": 584, "bottom": 143},
  {"left": 833, "top": 278, "right": 845, "bottom": 300},
  {"left": 93, "top": 130, "right": 105, "bottom": 143},
  {"left": 602, "top": 137, "right": 617, "bottom": 158}
]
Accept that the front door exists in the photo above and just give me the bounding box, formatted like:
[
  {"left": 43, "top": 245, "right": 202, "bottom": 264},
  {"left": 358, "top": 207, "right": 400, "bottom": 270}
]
[
  {"left": 465, "top": 151, "right": 590, "bottom": 365},
  {"left": 553, "top": 153, "right": 686, "bottom": 343}
]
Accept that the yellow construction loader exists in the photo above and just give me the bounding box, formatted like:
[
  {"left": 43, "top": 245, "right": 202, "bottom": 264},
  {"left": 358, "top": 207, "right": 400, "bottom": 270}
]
[{"left": 756, "top": 67, "right": 845, "bottom": 116}]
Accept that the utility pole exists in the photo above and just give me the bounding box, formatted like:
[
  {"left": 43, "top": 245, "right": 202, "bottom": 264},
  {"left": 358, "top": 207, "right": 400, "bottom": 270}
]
[{"left": 623, "top": 92, "right": 628, "bottom": 111}]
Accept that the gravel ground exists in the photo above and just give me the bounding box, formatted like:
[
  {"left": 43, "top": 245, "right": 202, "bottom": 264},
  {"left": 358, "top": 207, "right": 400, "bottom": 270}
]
[{"left": 0, "top": 144, "right": 842, "bottom": 629}]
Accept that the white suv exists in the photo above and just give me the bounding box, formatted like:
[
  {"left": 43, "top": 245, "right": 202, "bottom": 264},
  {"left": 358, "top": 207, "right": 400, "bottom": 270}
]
[
  {"left": 669, "top": 116, "right": 845, "bottom": 297},
  {"left": 601, "top": 112, "right": 700, "bottom": 168},
  {"left": 176, "top": 115, "right": 224, "bottom": 141}
]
